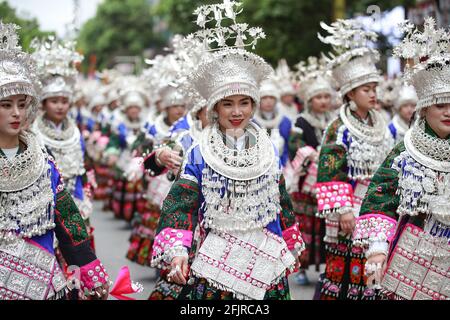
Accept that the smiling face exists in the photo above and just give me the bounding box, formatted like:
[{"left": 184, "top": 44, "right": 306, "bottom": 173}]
[
  {"left": 422, "top": 103, "right": 450, "bottom": 139},
  {"left": 214, "top": 95, "right": 254, "bottom": 136},
  {"left": 0, "top": 94, "right": 29, "bottom": 140},
  {"left": 42, "top": 96, "right": 70, "bottom": 125}
]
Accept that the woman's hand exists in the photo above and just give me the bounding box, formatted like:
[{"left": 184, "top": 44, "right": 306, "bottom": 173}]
[
  {"left": 157, "top": 149, "right": 183, "bottom": 171},
  {"left": 168, "top": 256, "right": 189, "bottom": 285},
  {"left": 365, "top": 253, "right": 387, "bottom": 289},
  {"left": 87, "top": 282, "right": 110, "bottom": 300},
  {"left": 339, "top": 211, "right": 356, "bottom": 235}
]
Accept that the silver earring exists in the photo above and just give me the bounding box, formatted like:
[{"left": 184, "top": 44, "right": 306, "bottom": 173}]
[{"left": 349, "top": 100, "right": 358, "bottom": 111}]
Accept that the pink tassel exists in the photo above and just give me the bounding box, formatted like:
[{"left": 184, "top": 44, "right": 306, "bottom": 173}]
[{"left": 110, "top": 266, "right": 143, "bottom": 300}]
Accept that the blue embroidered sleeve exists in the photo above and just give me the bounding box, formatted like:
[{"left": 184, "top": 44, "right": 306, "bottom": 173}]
[{"left": 180, "top": 144, "right": 204, "bottom": 184}]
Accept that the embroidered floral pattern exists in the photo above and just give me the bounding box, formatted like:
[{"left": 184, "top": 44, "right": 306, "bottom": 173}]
[
  {"left": 157, "top": 179, "right": 199, "bottom": 233},
  {"left": 55, "top": 189, "right": 89, "bottom": 245}
]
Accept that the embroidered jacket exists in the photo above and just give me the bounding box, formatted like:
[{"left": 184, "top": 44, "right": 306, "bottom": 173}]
[{"left": 0, "top": 147, "right": 108, "bottom": 300}]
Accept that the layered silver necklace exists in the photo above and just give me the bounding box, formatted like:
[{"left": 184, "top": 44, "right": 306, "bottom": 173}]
[
  {"left": 339, "top": 104, "right": 390, "bottom": 181},
  {"left": 199, "top": 122, "right": 281, "bottom": 233},
  {"left": 393, "top": 120, "right": 450, "bottom": 257},
  {"left": 34, "top": 116, "right": 85, "bottom": 193},
  {"left": 0, "top": 132, "right": 56, "bottom": 242}
]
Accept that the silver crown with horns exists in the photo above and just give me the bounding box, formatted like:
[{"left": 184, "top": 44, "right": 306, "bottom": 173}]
[
  {"left": 31, "top": 36, "right": 83, "bottom": 102},
  {"left": 318, "top": 19, "right": 381, "bottom": 96},
  {"left": 393, "top": 17, "right": 450, "bottom": 111},
  {"left": 187, "top": 0, "right": 273, "bottom": 121},
  {"left": 0, "top": 21, "right": 42, "bottom": 121}
]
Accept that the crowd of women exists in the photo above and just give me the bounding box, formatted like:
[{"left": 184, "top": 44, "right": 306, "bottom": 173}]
[{"left": 0, "top": 0, "right": 448, "bottom": 300}]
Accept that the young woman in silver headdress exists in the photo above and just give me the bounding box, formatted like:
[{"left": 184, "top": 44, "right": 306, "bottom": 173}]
[
  {"left": 150, "top": 1, "right": 304, "bottom": 300},
  {"left": 387, "top": 84, "right": 418, "bottom": 145},
  {"left": 288, "top": 56, "right": 334, "bottom": 285},
  {"left": 0, "top": 22, "right": 109, "bottom": 300},
  {"left": 125, "top": 82, "right": 186, "bottom": 266},
  {"left": 354, "top": 18, "right": 450, "bottom": 300},
  {"left": 104, "top": 77, "right": 149, "bottom": 223},
  {"left": 253, "top": 78, "right": 292, "bottom": 168},
  {"left": 274, "top": 59, "right": 301, "bottom": 123},
  {"left": 31, "top": 37, "right": 96, "bottom": 253},
  {"left": 314, "top": 19, "right": 392, "bottom": 300}
]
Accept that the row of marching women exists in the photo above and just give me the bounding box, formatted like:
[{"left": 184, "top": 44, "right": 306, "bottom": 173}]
[
  {"left": 1, "top": 0, "right": 449, "bottom": 301},
  {"left": 111, "top": 0, "right": 449, "bottom": 301}
]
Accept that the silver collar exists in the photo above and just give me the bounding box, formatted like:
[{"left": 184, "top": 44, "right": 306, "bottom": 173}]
[{"left": 200, "top": 122, "right": 275, "bottom": 181}]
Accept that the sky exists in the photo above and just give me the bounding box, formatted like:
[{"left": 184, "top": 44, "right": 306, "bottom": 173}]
[
  {"left": 7, "top": 0, "right": 103, "bottom": 37},
  {"left": 357, "top": 6, "right": 406, "bottom": 77}
]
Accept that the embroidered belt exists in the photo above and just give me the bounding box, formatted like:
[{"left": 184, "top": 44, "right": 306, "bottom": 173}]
[
  {"left": 0, "top": 237, "right": 67, "bottom": 300},
  {"left": 381, "top": 224, "right": 449, "bottom": 300},
  {"left": 190, "top": 228, "right": 296, "bottom": 300}
]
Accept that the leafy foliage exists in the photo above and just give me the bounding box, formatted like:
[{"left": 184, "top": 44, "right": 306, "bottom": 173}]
[
  {"left": 77, "top": 0, "right": 165, "bottom": 71},
  {"left": 155, "top": 0, "right": 411, "bottom": 67},
  {"left": 0, "top": 2, "right": 54, "bottom": 51}
]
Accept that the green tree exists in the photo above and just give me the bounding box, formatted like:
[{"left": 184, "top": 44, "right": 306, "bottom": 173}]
[
  {"left": 77, "top": 0, "right": 165, "bottom": 72},
  {"left": 0, "top": 1, "right": 54, "bottom": 51},
  {"left": 154, "top": 0, "right": 412, "bottom": 67}
]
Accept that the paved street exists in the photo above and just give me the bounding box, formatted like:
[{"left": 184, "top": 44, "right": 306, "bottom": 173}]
[{"left": 91, "top": 200, "right": 323, "bottom": 300}]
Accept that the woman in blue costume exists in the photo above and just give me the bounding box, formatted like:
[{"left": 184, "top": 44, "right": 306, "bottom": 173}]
[
  {"left": 253, "top": 78, "right": 292, "bottom": 168},
  {"left": 31, "top": 37, "right": 96, "bottom": 253},
  {"left": 0, "top": 22, "right": 109, "bottom": 300},
  {"left": 150, "top": 1, "right": 305, "bottom": 300},
  {"left": 387, "top": 84, "right": 417, "bottom": 145},
  {"left": 104, "top": 77, "right": 149, "bottom": 222}
]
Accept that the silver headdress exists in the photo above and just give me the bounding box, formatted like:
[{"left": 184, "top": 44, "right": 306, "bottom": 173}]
[
  {"left": 141, "top": 36, "right": 193, "bottom": 110},
  {"left": 31, "top": 36, "right": 83, "bottom": 102},
  {"left": 393, "top": 17, "right": 450, "bottom": 111},
  {"left": 97, "top": 69, "right": 123, "bottom": 104},
  {"left": 87, "top": 91, "right": 107, "bottom": 112},
  {"left": 159, "top": 35, "right": 206, "bottom": 110},
  {"left": 0, "top": 21, "right": 41, "bottom": 120},
  {"left": 394, "top": 83, "right": 418, "bottom": 110},
  {"left": 319, "top": 19, "right": 381, "bottom": 96},
  {"left": 377, "top": 77, "right": 400, "bottom": 107},
  {"left": 295, "top": 56, "right": 333, "bottom": 104},
  {"left": 274, "top": 59, "right": 297, "bottom": 96},
  {"left": 116, "top": 76, "right": 149, "bottom": 110},
  {"left": 259, "top": 76, "right": 280, "bottom": 100},
  {"left": 188, "top": 0, "right": 272, "bottom": 121}
]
